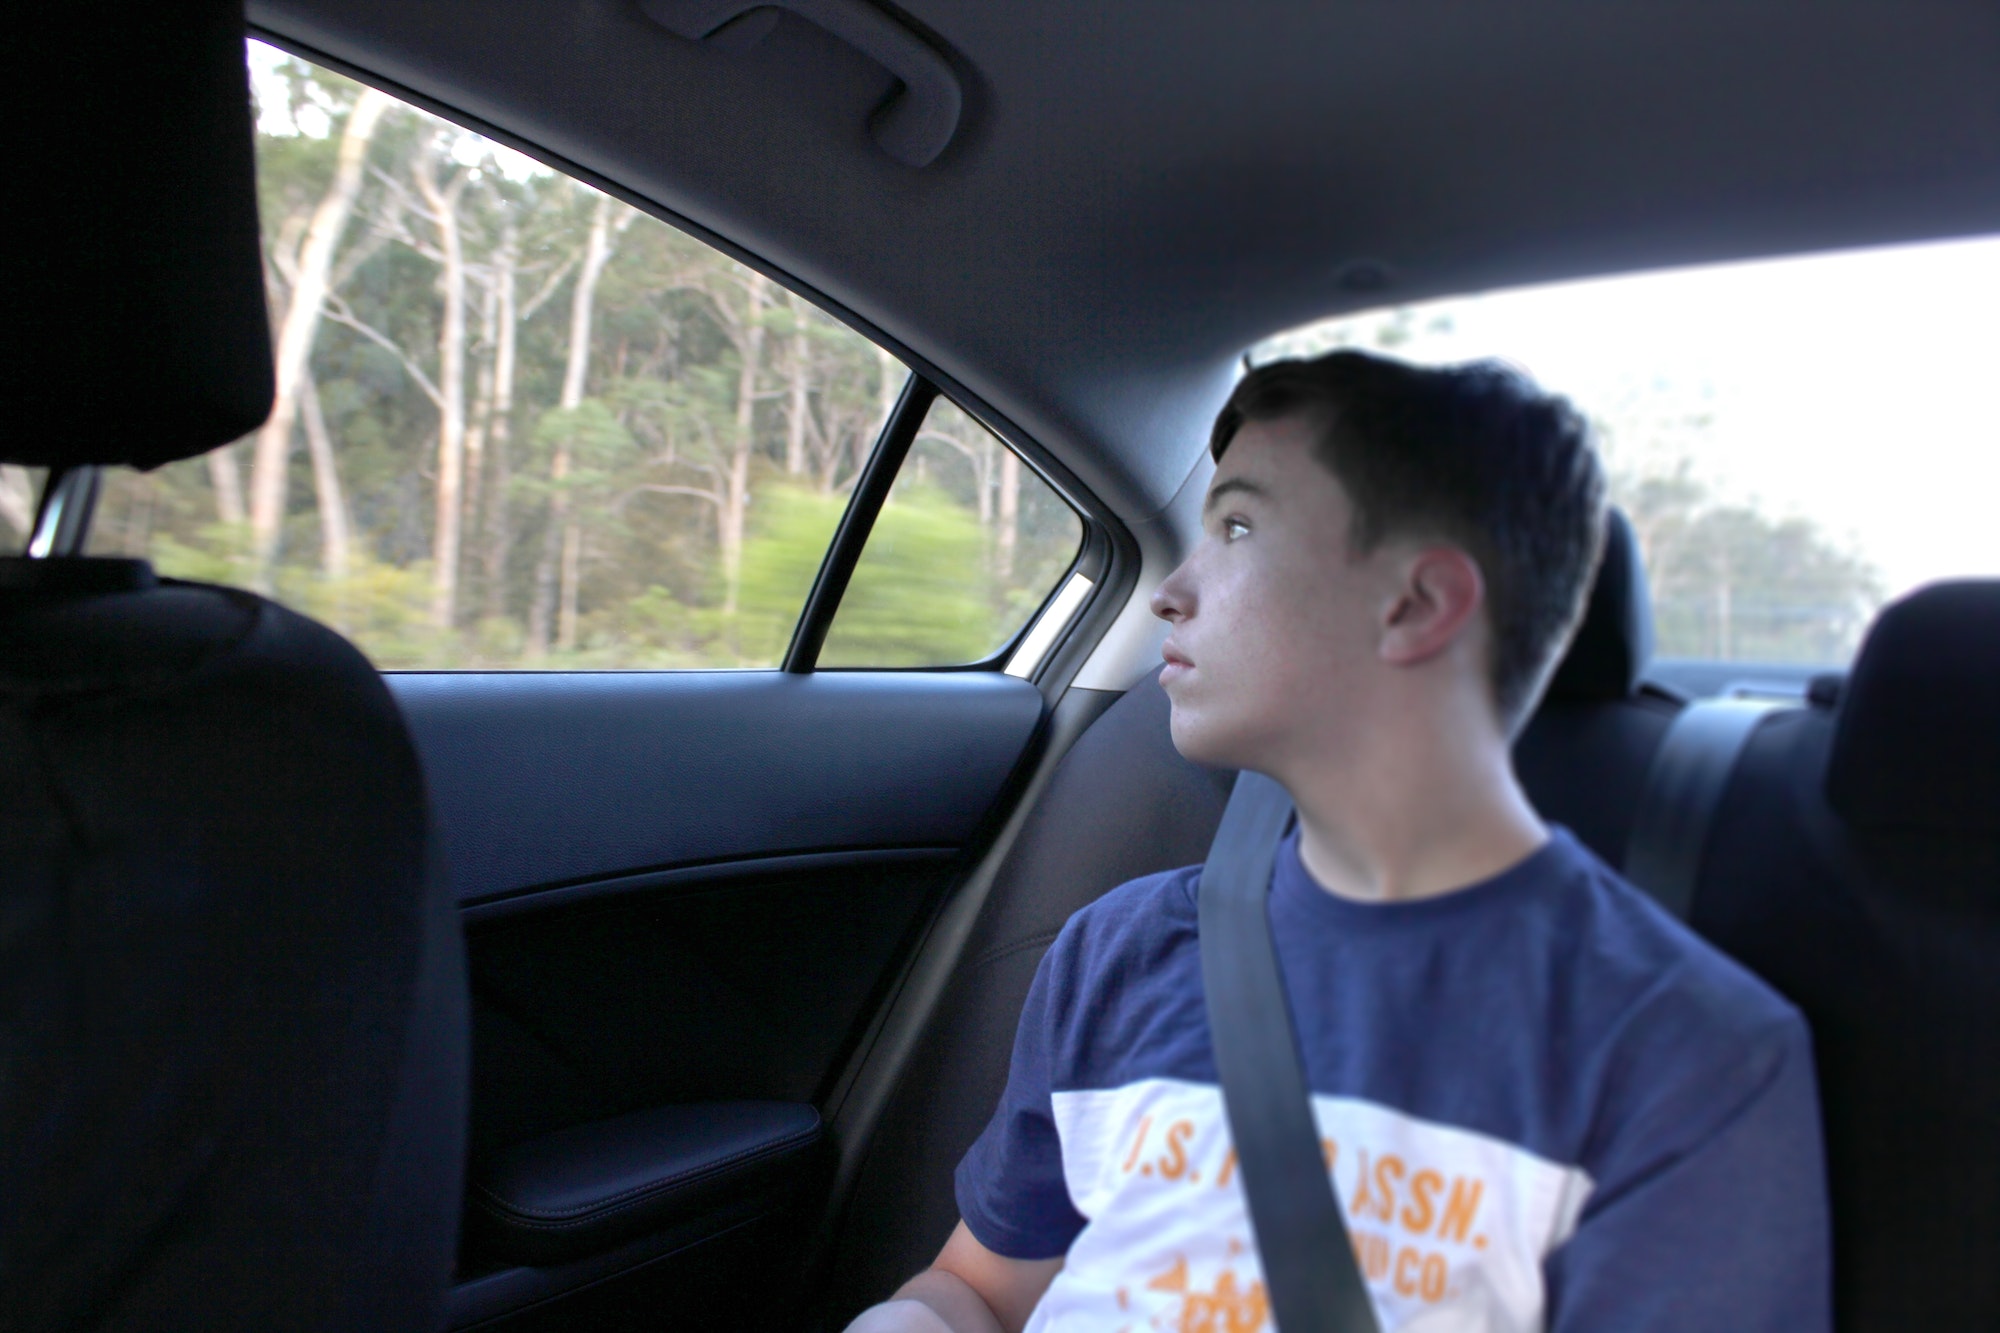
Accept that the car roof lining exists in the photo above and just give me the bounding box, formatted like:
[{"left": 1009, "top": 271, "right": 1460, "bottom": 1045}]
[{"left": 247, "top": 0, "right": 2000, "bottom": 529}]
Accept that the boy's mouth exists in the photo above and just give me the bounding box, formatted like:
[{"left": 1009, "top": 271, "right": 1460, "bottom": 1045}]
[{"left": 1160, "top": 640, "right": 1193, "bottom": 683}]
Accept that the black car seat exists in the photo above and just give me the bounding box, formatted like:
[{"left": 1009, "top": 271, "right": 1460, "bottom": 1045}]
[
  {"left": 0, "top": 6, "right": 468, "bottom": 1330},
  {"left": 1692, "top": 580, "right": 2000, "bottom": 1332}
]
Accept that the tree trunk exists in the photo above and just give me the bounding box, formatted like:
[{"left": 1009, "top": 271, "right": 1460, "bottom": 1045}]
[
  {"left": 299, "top": 370, "right": 351, "bottom": 580},
  {"left": 529, "top": 191, "right": 617, "bottom": 658},
  {"left": 208, "top": 444, "right": 246, "bottom": 526},
  {"left": 483, "top": 226, "right": 519, "bottom": 625},
  {"left": 996, "top": 446, "right": 1020, "bottom": 583},
  {"left": 784, "top": 292, "right": 810, "bottom": 475},
  {"left": 0, "top": 465, "right": 35, "bottom": 541},
  {"left": 247, "top": 87, "right": 390, "bottom": 592},
  {"left": 417, "top": 148, "right": 470, "bottom": 631},
  {"left": 462, "top": 269, "right": 498, "bottom": 609},
  {"left": 720, "top": 271, "right": 768, "bottom": 616},
  {"left": 557, "top": 520, "right": 583, "bottom": 651},
  {"left": 975, "top": 432, "right": 994, "bottom": 529}
]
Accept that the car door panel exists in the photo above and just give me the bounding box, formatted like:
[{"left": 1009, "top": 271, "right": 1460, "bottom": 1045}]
[
  {"left": 386, "top": 670, "right": 1046, "bottom": 1328},
  {"left": 389, "top": 671, "right": 1046, "bottom": 905}
]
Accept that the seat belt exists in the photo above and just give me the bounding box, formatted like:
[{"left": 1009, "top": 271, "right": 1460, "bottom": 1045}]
[
  {"left": 1623, "top": 697, "right": 1785, "bottom": 919},
  {"left": 1199, "top": 771, "right": 1381, "bottom": 1333}
]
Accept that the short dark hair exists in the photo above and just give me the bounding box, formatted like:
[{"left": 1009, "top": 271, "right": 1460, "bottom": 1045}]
[{"left": 1212, "top": 348, "right": 1606, "bottom": 726}]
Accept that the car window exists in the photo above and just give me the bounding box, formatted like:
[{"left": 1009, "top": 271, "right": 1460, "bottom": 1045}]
[
  {"left": 817, "top": 396, "right": 1084, "bottom": 668},
  {"left": 84, "top": 42, "right": 904, "bottom": 670},
  {"left": 1251, "top": 236, "right": 2000, "bottom": 668},
  {"left": 1, "top": 466, "right": 45, "bottom": 549}
]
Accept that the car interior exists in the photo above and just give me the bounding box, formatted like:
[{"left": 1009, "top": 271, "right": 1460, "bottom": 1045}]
[{"left": 6, "top": 2, "right": 1999, "bottom": 1330}]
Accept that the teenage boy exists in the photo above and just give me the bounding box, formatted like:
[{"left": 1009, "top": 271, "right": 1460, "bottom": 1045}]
[{"left": 847, "top": 350, "right": 1830, "bottom": 1333}]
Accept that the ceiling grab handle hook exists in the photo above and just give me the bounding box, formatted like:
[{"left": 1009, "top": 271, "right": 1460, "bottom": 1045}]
[{"left": 640, "top": 0, "right": 962, "bottom": 168}]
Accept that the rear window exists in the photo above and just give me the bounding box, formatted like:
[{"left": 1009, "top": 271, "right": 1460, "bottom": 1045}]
[{"left": 1251, "top": 237, "right": 2000, "bottom": 667}]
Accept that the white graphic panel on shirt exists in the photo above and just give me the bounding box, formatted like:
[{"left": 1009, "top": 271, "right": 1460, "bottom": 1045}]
[{"left": 1033, "top": 1078, "right": 1594, "bottom": 1333}]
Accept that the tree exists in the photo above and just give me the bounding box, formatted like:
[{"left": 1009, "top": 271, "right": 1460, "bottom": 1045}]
[
  {"left": 409, "top": 134, "right": 473, "bottom": 630},
  {"left": 1597, "top": 397, "right": 1882, "bottom": 664},
  {"left": 248, "top": 84, "right": 391, "bottom": 590},
  {"left": 1614, "top": 458, "right": 1880, "bottom": 662},
  {"left": 0, "top": 466, "right": 36, "bottom": 542},
  {"left": 88, "top": 47, "right": 1070, "bottom": 676},
  {"left": 525, "top": 188, "right": 631, "bottom": 655}
]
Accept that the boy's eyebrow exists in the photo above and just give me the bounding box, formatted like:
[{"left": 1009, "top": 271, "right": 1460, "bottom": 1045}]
[{"left": 1204, "top": 477, "right": 1270, "bottom": 513}]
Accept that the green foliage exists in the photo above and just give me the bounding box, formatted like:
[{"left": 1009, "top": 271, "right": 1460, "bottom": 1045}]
[
  {"left": 81, "top": 48, "right": 1084, "bottom": 672},
  {"left": 820, "top": 483, "right": 999, "bottom": 667},
  {"left": 1616, "top": 460, "right": 1881, "bottom": 663}
]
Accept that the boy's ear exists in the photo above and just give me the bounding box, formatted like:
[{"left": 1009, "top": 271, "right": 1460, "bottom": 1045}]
[{"left": 1379, "top": 545, "right": 1485, "bottom": 667}]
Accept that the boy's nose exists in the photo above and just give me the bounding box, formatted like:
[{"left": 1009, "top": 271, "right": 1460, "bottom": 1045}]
[{"left": 1151, "top": 564, "right": 1193, "bottom": 623}]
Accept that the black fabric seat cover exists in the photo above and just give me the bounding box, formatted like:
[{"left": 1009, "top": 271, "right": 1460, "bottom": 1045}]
[
  {"left": 1694, "top": 581, "right": 2000, "bottom": 1331},
  {"left": 0, "top": 4, "right": 467, "bottom": 1328},
  {"left": 0, "top": 576, "right": 466, "bottom": 1329}
]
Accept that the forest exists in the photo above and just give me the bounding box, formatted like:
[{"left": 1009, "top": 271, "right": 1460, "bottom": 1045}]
[
  {"left": 0, "top": 45, "right": 1880, "bottom": 670},
  {"left": 28, "top": 48, "right": 1079, "bottom": 671}
]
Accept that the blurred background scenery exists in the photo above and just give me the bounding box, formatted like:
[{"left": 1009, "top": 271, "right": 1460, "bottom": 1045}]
[
  {"left": 8, "top": 44, "right": 1989, "bottom": 672},
  {"left": 27, "top": 45, "right": 1080, "bottom": 670},
  {"left": 1257, "top": 237, "right": 2000, "bottom": 667}
]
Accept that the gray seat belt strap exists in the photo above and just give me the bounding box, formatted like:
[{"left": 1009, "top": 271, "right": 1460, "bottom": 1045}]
[
  {"left": 1198, "top": 771, "right": 1381, "bottom": 1333},
  {"left": 1624, "top": 697, "right": 1784, "bottom": 919}
]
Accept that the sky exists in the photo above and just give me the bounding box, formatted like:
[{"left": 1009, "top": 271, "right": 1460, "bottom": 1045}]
[
  {"left": 246, "top": 39, "right": 545, "bottom": 181},
  {"left": 1256, "top": 237, "right": 2000, "bottom": 601}
]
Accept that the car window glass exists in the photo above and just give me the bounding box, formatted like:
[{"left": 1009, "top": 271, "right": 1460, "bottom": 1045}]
[
  {"left": 1, "top": 466, "right": 45, "bottom": 550},
  {"left": 84, "top": 41, "right": 904, "bottom": 670},
  {"left": 1251, "top": 237, "right": 2000, "bottom": 667},
  {"left": 817, "top": 397, "right": 1084, "bottom": 668}
]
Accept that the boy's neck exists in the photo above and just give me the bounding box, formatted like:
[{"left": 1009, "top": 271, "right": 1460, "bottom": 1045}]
[{"left": 1281, "top": 716, "right": 1547, "bottom": 905}]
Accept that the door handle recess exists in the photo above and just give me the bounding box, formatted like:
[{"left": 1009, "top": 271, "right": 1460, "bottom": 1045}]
[{"left": 641, "top": 0, "right": 962, "bottom": 168}]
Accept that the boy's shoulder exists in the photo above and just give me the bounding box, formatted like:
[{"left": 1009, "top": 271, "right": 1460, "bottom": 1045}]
[
  {"left": 1036, "top": 863, "right": 1203, "bottom": 993},
  {"left": 1046, "top": 830, "right": 1806, "bottom": 1074},
  {"left": 1063, "top": 861, "right": 1204, "bottom": 939},
  {"left": 1542, "top": 835, "right": 1813, "bottom": 1144},
  {"left": 1555, "top": 832, "right": 1801, "bottom": 1039}
]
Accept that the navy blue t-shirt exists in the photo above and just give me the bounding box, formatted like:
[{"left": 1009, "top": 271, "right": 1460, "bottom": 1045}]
[{"left": 956, "top": 827, "right": 1830, "bottom": 1331}]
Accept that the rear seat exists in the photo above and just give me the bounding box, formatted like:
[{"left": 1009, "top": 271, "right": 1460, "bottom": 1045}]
[{"left": 1694, "top": 580, "right": 2000, "bottom": 1331}]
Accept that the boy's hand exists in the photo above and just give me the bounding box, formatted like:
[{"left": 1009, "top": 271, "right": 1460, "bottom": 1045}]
[{"left": 843, "top": 1220, "right": 1062, "bottom": 1333}]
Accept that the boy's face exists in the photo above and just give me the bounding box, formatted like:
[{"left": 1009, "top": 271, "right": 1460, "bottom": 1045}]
[{"left": 1151, "top": 413, "right": 1428, "bottom": 772}]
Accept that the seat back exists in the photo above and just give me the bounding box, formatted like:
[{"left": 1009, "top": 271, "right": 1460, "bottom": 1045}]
[
  {"left": 1695, "top": 581, "right": 2000, "bottom": 1330},
  {"left": 0, "top": 6, "right": 466, "bottom": 1328}
]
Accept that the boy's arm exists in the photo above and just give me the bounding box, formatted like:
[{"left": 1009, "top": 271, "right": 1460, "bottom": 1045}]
[
  {"left": 844, "top": 1221, "right": 1063, "bottom": 1333},
  {"left": 1547, "top": 1014, "right": 1832, "bottom": 1331}
]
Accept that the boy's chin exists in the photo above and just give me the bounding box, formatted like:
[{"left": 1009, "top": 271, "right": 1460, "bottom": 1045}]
[{"left": 1166, "top": 708, "right": 1263, "bottom": 772}]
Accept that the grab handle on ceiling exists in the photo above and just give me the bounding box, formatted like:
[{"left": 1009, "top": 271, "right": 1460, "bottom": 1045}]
[{"left": 641, "top": 0, "right": 962, "bottom": 168}]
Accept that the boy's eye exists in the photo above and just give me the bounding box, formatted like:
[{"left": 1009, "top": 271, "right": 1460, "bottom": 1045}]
[{"left": 1223, "top": 517, "right": 1250, "bottom": 542}]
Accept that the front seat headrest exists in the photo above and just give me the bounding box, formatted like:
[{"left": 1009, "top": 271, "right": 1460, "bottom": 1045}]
[
  {"left": 3, "top": 0, "right": 273, "bottom": 470},
  {"left": 1544, "top": 506, "right": 1654, "bottom": 703},
  {"left": 1827, "top": 580, "right": 2000, "bottom": 834}
]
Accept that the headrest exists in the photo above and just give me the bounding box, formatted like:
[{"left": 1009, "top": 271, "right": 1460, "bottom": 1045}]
[
  {"left": 3, "top": 1, "right": 272, "bottom": 470},
  {"left": 1827, "top": 580, "right": 2000, "bottom": 834},
  {"left": 1544, "top": 507, "right": 1654, "bottom": 702}
]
